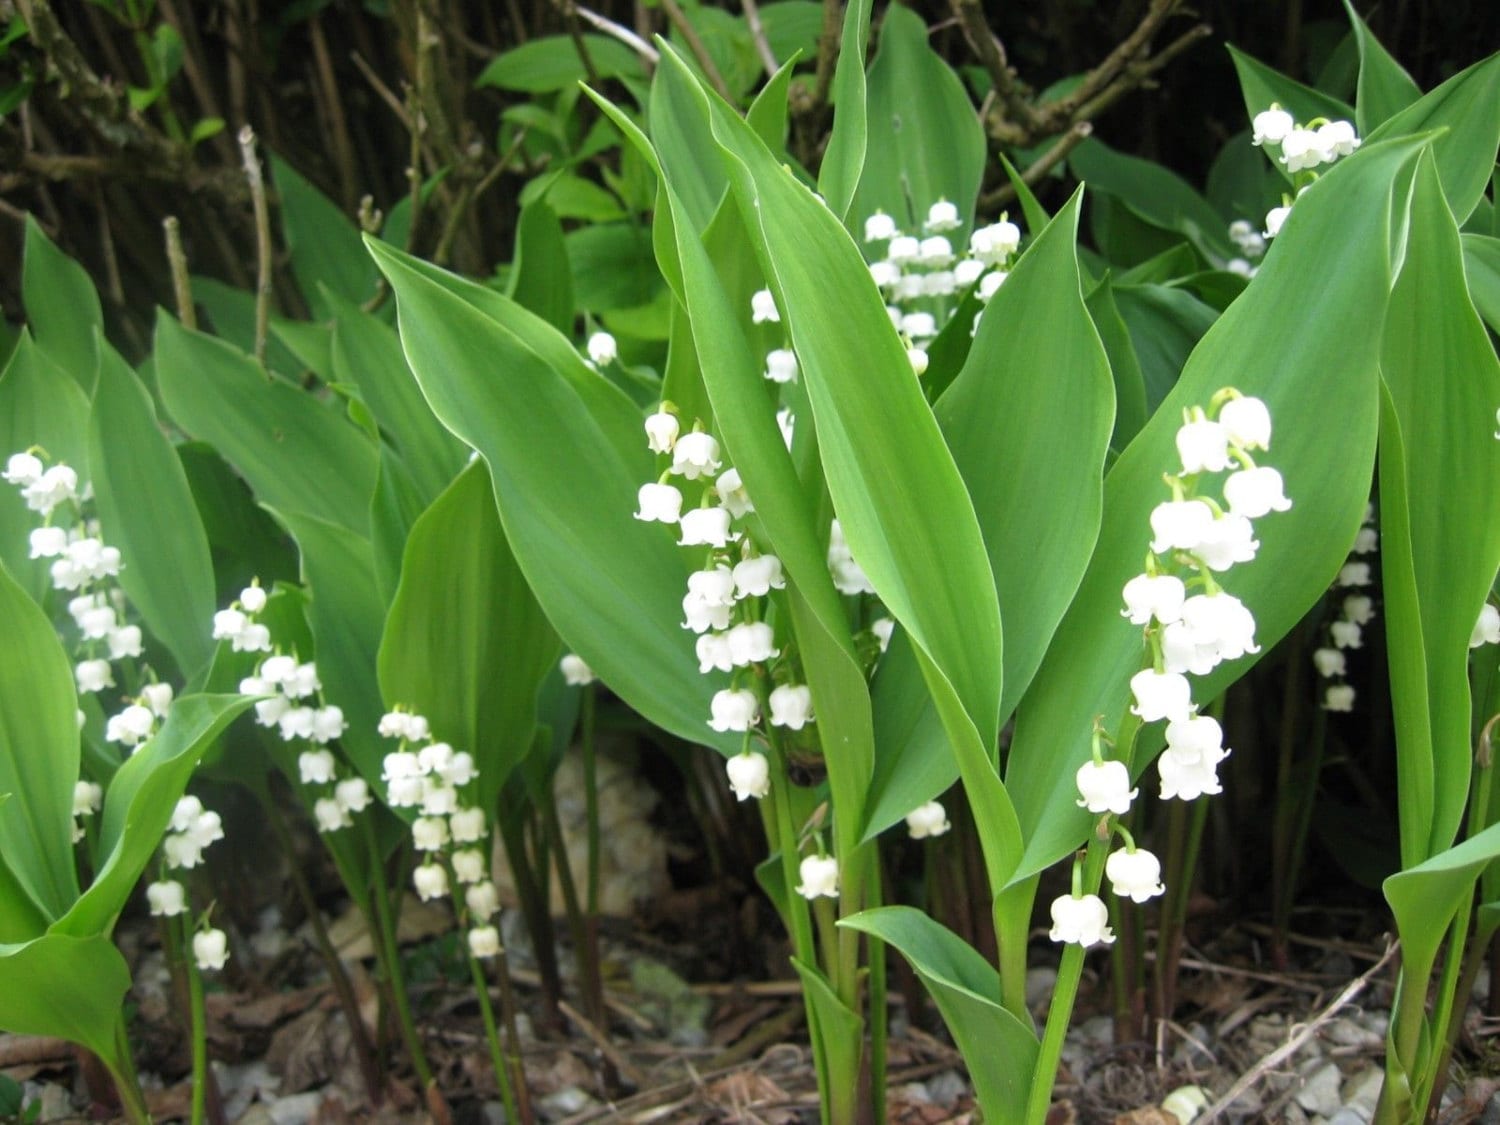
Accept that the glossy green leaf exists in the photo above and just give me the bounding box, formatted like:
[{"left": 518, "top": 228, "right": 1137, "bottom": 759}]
[
  {"left": 1365, "top": 52, "right": 1500, "bottom": 224},
  {"left": 1343, "top": 0, "right": 1420, "bottom": 134},
  {"left": 850, "top": 5, "right": 983, "bottom": 236},
  {"left": 842, "top": 907, "right": 1039, "bottom": 1124},
  {"left": 1086, "top": 276, "right": 1148, "bottom": 452},
  {"left": 1377, "top": 152, "right": 1500, "bottom": 864},
  {"left": 55, "top": 694, "right": 255, "bottom": 937},
  {"left": 507, "top": 198, "right": 575, "bottom": 334},
  {"left": 366, "top": 239, "right": 737, "bottom": 755},
  {"left": 745, "top": 56, "right": 795, "bottom": 156},
  {"left": 270, "top": 154, "right": 379, "bottom": 318},
  {"left": 0, "top": 800, "right": 49, "bottom": 942},
  {"left": 998, "top": 153, "right": 1052, "bottom": 241},
  {"left": 816, "top": 0, "right": 872, "bottom": 220},
  {"left": 88, "top": 342, "right": 216, "bottom": 679},
  {"left": 1005, "top": 136, "right": 1426, "bottom": 882},
  {"left": 1069, "top": 138, "right": 1232, "bottom": 260},
  {"left": 520, "top": 172, "right": 627, "bottom": 223},
  {"left": 0, "top": 557, "right": 78, "bottom": 920},
  {"left": 378, "top": 461, "right": 558, "bottom": 812},
  {"left": 1112, "top": 284, "right": 1218, "bottom": 416},
  {"left": 0, "top": 933, "right": 132, "bottom": 1064},
  {"left": 176, "top": 441, "right": 299, "bottom": 601},
  {"left": 21, "top": 217, "right": 100, "bottom": 395},
  {"left": 1465, "top": 234, "right": 1500, "bottom": 335},
  {"left": 476, "top": 34, "right": 648, "bottom": 93},
  {"left": 155, "top": 313, "right": 378, "bottom": 538},
  {"left": 0, "top": 334, "right": 91, "bottom": 601}
]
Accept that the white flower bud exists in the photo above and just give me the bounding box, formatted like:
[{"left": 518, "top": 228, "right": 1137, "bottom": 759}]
[
  {"left": 451, "top": 848, "right": 487, "bottom": 884},
  {"left": 586, "top": 331, "right": 618, "bottom": 366},
  {"left": 707, "top": 688, "right": 760, "bottom": 733},
  {"left": 1129, "top": 669, "right": 1194, "bottom": 724},
  {"left": 1322, "top": 684, "right": 1356, "bottom": 712},
  {"left": 29, "top": 526, "right": 67, "bottom": 558},
  {"left": 864, "top": 212, "right": 898, "bottom": 242},
  {"left": 413, "top": 863, "right": 449, "bottom": 901},
  {"left": 1472, "top": 604, "right": 1500, "bottom": 648},
  {"left": 763, "top": 348, "right": 799, "bottom": 385},
  {"left": 468, "top": 925, "right": 502, "bottom": 959},
  {"left": 147, "top": 879, "right": 188, "bottom": 917},
  {"left": 634, "top": 482, "right": 683, "bottom": 524},
  {"left": 466, "top": 880, "right": 500, "bottom": 920},
  {"left": 1075, "top": 760, "right": 1137, "bottom": 815},
  {"left": 193, "top": 928, "right": 230, "bottom": 971},
  {"left": 750, "top": 288, "right": 781, "bottom": 323},
  {"left": 298, "top": 748, "right": 337, "bottom": 785},
  {"left": 240, "top": 584, "right": 268, "bottom": 613},
  {"left": 644, "top": 410, "right": 680, "bottom": 454},
  {"left": 924, "top": 199, "right": 960, "bottom": 232}
]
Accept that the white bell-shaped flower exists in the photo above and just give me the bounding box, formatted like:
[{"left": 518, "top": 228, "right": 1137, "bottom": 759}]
[
  {"left": 466, "top": 880, "right": 500, "bottom": 919},
  {"left": 147, "top": 880, "right": 188, "bottom": 917},
  {"left": 23, "top": 464, "right": 78, "bottom": 515},
  {"left": 679, "top": 507, "right": 739, "bottom": 549},
  {"left": 1331, "top": 620, "right": 1363, "bottom": 649},
  {"left": 1049, "top": 893, "right": 1114, "bottom": 946},
  {"left": 695, "top": 631, "right": 734, "bottom": 674},
  {"left": 240, "top": 584, "right": 268, "bottom": 613},
  {"left": 1195, "top": 514, "right": 1259, "bottom": 572},
  {"left": 1219, "top": 396, "right": 1272, "bottom": 450},
  {"left": 764, "top": 348, "right": 799, "bottom": 384},
  {"left": 768, "top": 683, "right": 814, "bottom": 730},
  {"left": 1075, "top": 759, "right": 1138, "bottom": 815},
  {"left": 1176, "top": 419, "right": 1231, "bottom": 474},
  {"left": 924, "top": 199, "right": 960, "bottom": 232},
  {"left": 1106, "top": 847, "right": 1166, "bottom": 903},
  {"left": 1315, "top": 119, "right": 1360, "bottom": 160},
  {"left": 907, "top": 347, "right": 929, "bottom": 376},
  {"left": 75, "top": 659, "right": 113, "bottom": 695},
  {"left": 715, "top": 469, "right": 755, "bottom": 518},
  {"left": 864, "top": 211, "right": 898, "bottom": 242},
  {"left": 733, "top": 554, "right": 785, "bottom": 598},
  {"left": 727, "top": 622, "right": 778, "bottom": 667},
  {"left": 671, "top": 432, "right": 722, "bottom": 480},
  {"left": 1251, "top": 106, "right": 1294, "bottom": 146},
  {"left": 29, "top": 526, "right": 67, "bottom": 558},
  {"left": 901, "top": 312, "right": 937, "bottom": 340},
  {"left": 193, "top": 928, "right": 230, "bottom": 971},
  {"left": 751, "top": 288, "right": 781, "bottom": 323},
  {"left": 682, "top": 591, "right": 733, "bottom": 635},
  {"left": 869, "top": 261, "right": 901, "bottom": 289},
  {"left": 1129, "top": 669, "right": 1194, "bottom": 723},
  {"left": 413, "top": 862, "right": 449, "bottom": 901},
  {"left": 1312, "top": 647, "right": 1347, "bottom": 678},
  {"left": 1323, "top": 684, "right": 1356, "bottom": 712},
  {"left": 1352, "top": 527, "right": 1379, "bottom": 553},
  {"left": 105, "top": 705, "right": 155, "bottom": 747},
  {"left": 108, "top": 625, "right": 144, "bottom": 660},
  {"left": 708, "top": 688, "right": 760, "bottom": 732},
  {"left": 298, "top": 749, "right": 337, "bottom": 785},
  {"left": 561, "top": 653, "right": 596, "bottom": 685},
  {"left": 644, "top": 410, "right": 680, "bottom": 454},
  {"left": 1343, "top": 595, "right": 1376, "bottom": 625},
  {"left": 1223, "top": 467, "right": 1292, "bottom": 519},
  {"left": 336, "top": 777, "right": 371, "bottom": 813},
  {"left": 3, "top": 451, "right": 43, "bottom": 485},
  {"left": 586, "top": 331, "right": 618, "bottom": 366},
  {"left": 1180, "top": 592, "right": 1259, "bottom": 663},
  {"left": 1149, "top": 500, "right": 1216, "bottom": 554},
  {"left": 1157, "top": 746, "right": 1225, "bottom": 801},
  {"left": 635, "top": 482, "right": 684, "bottom": 524},
  {"left": 451, "top": 848, "right": 487, "bottom": 884},
  {"left": 904, "top": 800, "right": 951, "bottom": 839},
  {"left": 886, "top": 235, "right": 920, "bottom": 264},
  {"left": 314, "top": 797, "right": 352, "bottom": 833},
  {"left": 1338, "top": 562, "right": 1372, "bottom": 587},
  {"left": 795, "top": 854, "right": 839, "bottom": 899},
  {"left": 726, "top": 752, "right": 770, "bottom": 801},
  {"left": 73, "top": 780, "right": 103, "bottom": 816},
  {"left": 1280, "top": 128, "right": 1323, "bottom": 172},
  {"left": 970, "top": 221, "right": 1021, "bottom": 264},
  {"left": 468, "top": 925, "right": 502, "bottom": 959},
  {"left": 1121, "top": 573, "right": 1186, "bottom": 626},
  {"left": 450, "top": 807, "right": 487, "bottom": 844},
  {"left": 1164, "top": 714, "right": 1226, "bottom": 763},
  {"left": 412, "top": 816, "right": 449, "bottom": 851},
  {"left": 917, "top": 235, "right": 954, "bottom": 267},
  {"left": 1471, "top": 604, "right": 1500, "bottom": 648}
]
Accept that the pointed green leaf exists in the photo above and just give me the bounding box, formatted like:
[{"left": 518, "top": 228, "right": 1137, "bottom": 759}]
[
  {"left": 1377, "top": 151, "right": 1500, "bottom": 864},
  {"left": 0, "top": 556, "right": 79, "bottom": 920},
  {"left": 1227, "top": 45, "right": 1354, "bottom": 152},
  {"left": 270, "top": 154, "right": 379, "bottom": 318},
  {"left": 1464, "top": 234, "right": 1500, "bottom": 335},
  {"left": 88, "top": 342, "right": 216, "bottom": 678},
  {"left": 0, "top": 934, "right": 132, "bottom": 1065},
  {"left": 790, "top": 957, "right": 865, "bottom": 1122},
  {"left": 508, "top": 197, "right": 575, "bottom": 334},
  {"left": 379, "top": 461, "right": 559, "bottom": 811},
  {"left": 816, "top": 0, "right": 872, "bottom": 220},
  {"left": 1085, "top": 276, "right": 1148, "bottom": 451},
  {"left": 1343, "top": 0, "right": 1420, "bottom": 134},
  {"left": 21, "top": 217, "right": 100, "bottom": 395},
  {"left": 1068, "top": 138, "right": 1232, "bottom": 260},
  {"left": 477, "top": 34, "right": 648, "bottom": 93}
]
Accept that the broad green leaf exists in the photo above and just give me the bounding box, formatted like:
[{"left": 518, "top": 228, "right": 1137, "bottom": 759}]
[
  {"left": 378, "top": 461, "right": 558, "bottom": 812},
  {"left": 1227, "top": 44, "right": 1354, "bottom": 149},
  {"left": 476, "top": 34, "right": 647, "bottom": 93},
  {"left": 1085, "top": 276, "right": 1148, "bottom": 451},
  {"left": 1112, "top": 284, "right": 1218, "bottom": 416},
  {"left": 0, "top": 803, "right": 49, "bottom": 942},
  {"left": 366, "top": 239, "right": 738, "bottom": 755},
  {"left": 21, "top": 217, "right": 100, "bottom": 395},
  {"left": 649, "top": 52, "right": 729, "bottom": 235},
  {"left": 189, "top": 277, "right": 305, "bottom": 377},
  {"left": 369, "top": 447, "right": 430, "bottom": 605},
  {"left": 0, "top": 934, "right": 132, "bottom": 1064},
  {"left": 816, "top": 0, "right": 872, "bottom": 220},
  {"left": 758, "top": 1, "right": 823, "bottom": 64},
  {"left": 1343, "top": 0, "right": 1420, "bottom": 134},
  {"left": 271, "top": 510, "right": 389, "bottom": 792},
  {"left": 842, "top": 907, "right": 1039, "bottom": 1123},
  {"left": 1366, "top": 52, "right": 1500, "bottom": 225},
  {"left": 1465, "top": 234, "right": 1500, "bottom": 335},
  {"left": 176, "top": 442, "right": 299, "bottom": 601},
  {"left": 521, "top": 172, "right": 626, "bottom": 224},
  {"left": 1205, "top": 130, "right": 1279, "bottom": 229},
  {"left": 507, "top": 197, "right": 575, "bottom": 334},
  {"left": 745, "top": 56, "right": 795, "bottom": 156},
  {"left": 88, "top": 341, "right": 216, "bottom": 679},
  {"left": 1005, "top": 136, "right": 1426, "bottom": 882},
  {"left": 55, "top": 694, "right": 255, "bottom": 937},
  {"left": 1377, "top": 152, "right": 1500, "bottom": 864},
  {"left": 270, "top": 154, "right": 379, "bottom": 318},
  {"left": 326, "top": 291, "right": 468, "bottom": 501},
  {"left": 566, "top": 224, "right": 665, "bottom": 313},
  {"left": 0, "top": 334, "right": 91, "bottom": 601},
  {"left": 155, "top": 313, "right": 378, "bottom": 538},
  {"left": 1069, "top": 138, "right": 1232, "bottom": 260},
  {"left": 0, "top": 557, "right": 79, "bottom": 920},
  {"left": 850, "top": 5, "right": 983, "bottom": 237},
  {"left": 998, "top": 153, "right": 1051, "bottom": 240}
]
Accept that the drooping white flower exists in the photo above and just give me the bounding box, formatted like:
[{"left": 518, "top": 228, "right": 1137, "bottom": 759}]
[
  {"left": 970, "top": 221, "right": 1021, "bottom": 264},
  {"left": 1176, "top": 418, "right": 1231, "bottom": 474},
  {"left": 924, "top": 199, "right": 960, "bottom": 232},
  {"left": 715, "top": 469, "right": 754, "bottom": 518},
  {"left": 635, "top": 482, "right": 684, "bottom": 524},
  {"left": 1472, "top": 604, "right": 1500, "bottom": 648},
  {"left": 335, "top": 777, "right": 371, "bottom": 813},
  {"left": 240, "top": 584, "right": 268, "bottom": 613},
  {"left": 1164, "top": 714, "right": 1225, "bottom": 762},
  {"left": 586, "top": 331, "right": 618, "bottom": 366},
  {"left": 764, "top": 348, "right": 799, "bottom": 385},
  {"left": 901, "top": 312, "right": 937, "bottom": 341},
  {"left": 314, "top": 797, "right": 351, "bottom": 833},
  {"left": 29, "top": 526, "right": 67, "bottom": 558},
  {"left": 905, "top": 799, "right": 951, "bottom": 839},
  {"left": 644, "top": 410, "right": 680, "bottom": 454},
  {"left": 162, "top": 832, "right": 205, "bottom": 869},
  {"left": 894, "top": 274, "right": 925, "bottom": 302},
  {"left": 420, "top": 780, "right": 459, "bottom": 817},
  {"left": 727, "top": 622, "right": 779, "bottom": 667},
  {"left": 1251, "top": 106, "right": 1295, "bottom": 146},
  {"left": 1218, "top": 396, "right": 1273, "bottom": 451},
  {"left": 1264, "top": 205, "right": 1291, "bottom": 239},
  {"left": 954, "top": 258, "right": 986, "bottom": 288},
  {"left": 440, "top": 751, "right": 478, "bottom": 787},
  {"left": 452, "top": 848, "right": 487, "bottom": 884},
  {"left": 1121, "top": 573, "right": 1186, "bottom": 626},
  {"left": 412, "top": 816, "right": 449, "bottom": 851},
  {"left": 733, "top": 554, "right": 785, "bottom": 598},
  {"left": 450, "top": 807, "right": 487, "bottom": 844},
  {"left": 1223, "top": 467, "right": 1292, "bottom": 519},
  {"left": 171, "top": 796, "right": 205, "bottom": 833},
  {"left": 186, "top": 810, "right": 223, "bottom": 851},
  {"left": 310, "top": 706, "right": 347, "bottom": 744},
  {"left": 1157, "top": 745, "right": 1226, "bottom": 801},
  {"left": 1338, "top": 562, "right": 1372, "bottom": 587},
  {"left": 687, "top": 564, "right": 737, "bottom": 608},
  {"left": 1323, "top": 684, "right": 1356, "bottom": 712},
  {"left": 417, "top": 741, "right": 454, "bottom": 775},
  {"left": 1049, "top": 894, "right": 1114, "bottom": 947},
  {"left": 212, "top": 608, "right": 249, "bottom": 641},
  {"left": 1075, "top": 759, "right": 1138, "bottom": 816},
  {"left": 277, "top": 706, "right": 317, "bottom": 742},
  {"left": 978, "top": 270, "right": 1009, "bottom": 303},
  {"left": 708, "top": 688, "right": 760, "bottom": 732},
  {"left": 751, "top": 288, "right": 781, "bottom": 323},
  {"left": 1106, "top": 847, "right": 1166, "bottom": 903},
  {"left": 871, "top": 618, "right": 895, "bottom": 653},
  {"left": 466, "top": 880, "right": 500, "bottom": 920},
  {"left": 907, "top": 347, "right": 929, "bottom": 376},
  {"left": 1195, "top": 514, "right": 1259, "bottom": 572},
  {"left": 1179, "top": 592, "right": 1260, "bottom": 664},
  {"left": 468, "top": 925, "right": 502, "bottom": 959},
  {"left": 768, "top": 683, "right": 814, "bottom": 730},
  {"left": 682, "top": 592, "right": 732, "bottom": 635},
  {"left": 695, "top": 631, "right": 734, "bottom": 674},
  {"left": 678, "top": 507, "right": 739, "bottom": 549},
  {"left": 23, "top": 464, "right": 79, "bottom": 515},
  {"left": 828, "top": 519, "right": 875, "bottom": 595},
  {"left": 560, "top": 653, "right": 596, "bottom": 685},
  {"left": 1279, "top": 127, "right": 1323, "bottom": 172},
  {"left": 671, "top": 432, "right": 722, "bottom": 481},
  {"left": 1352, "top": 527, "right": 1379, "bottom": 554},
  {"left": 869, "top": 260, "right": 902, "bottom": 289},
  {"left": 1149, "top": 500, "right": 1216, "bottom": 554},
  {"left": 413, "top": 862, "right": 449, "bottom": 901},
  {"left": 1312, "top": 647, "right": 1347, "bottom": 678},
  {"left": 75, "top": 658, "right": 114, "bottom": 694},
  {"left": 193, "top": 928, "right": 230, "bottom": 971},
  {"left": 298, "top": 748, "right": 337, "bottom": 785},
  {"left": 107, "top": 625, "right": 144, "bottom": 660},
  {"left": 726, "top": 752, "right": 770, "bottom": 801},
  {"left": 923, "top": 270, "right": 957, "bottom": 298},
  {"left": 917, "top": 236, "right": 954, "bottom": 267},
  {"left": 77, "top": 603, "right": 117, "bottom": 640},
  {"left": 147, "top": 880, "right": 188, "bottom": 917},
  {"left": 795, "top": 854, "right": 839, "bottom": 899},
  {"left": 73, "top": 780, "right": 103, "bottom": 816},
  {"left": 1129, "top": 669, "right": 1195, "bottom": 723},
  {"left": 1315, "top": 119, "right": 1360, "bottom": 160},
  {"left": 1343, "top": 595, "right": 1376, "bottom": 625},
  {"left": 234, "top": 623, "right": 272, "bottom": 653},
  {"left": 864, "top": 212, "right": 898, "bottom": 242},
  {"left": 3, "top": 452, "right": 43, "bottom": 486},
  {"left": 1331, "top": 620, "right": 1363, "bottom": 649},
  {"left": 886, "top": 236, "right": 920, "bottom": 264}
]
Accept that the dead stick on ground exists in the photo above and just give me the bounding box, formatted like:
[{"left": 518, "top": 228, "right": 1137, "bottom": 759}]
[{"left": 1197, "top": 937, "right": 1399, "bottom": 1124}]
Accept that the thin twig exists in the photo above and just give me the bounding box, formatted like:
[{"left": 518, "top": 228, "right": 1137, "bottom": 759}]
[
  {"left": 163, "top": 217, "right": 197, "bottom": 331},
  {"left": 559, "top": 999, "right": 645, "bottom": 1089},
  {"left": 350, "top": 51, "right": 416, "bottom": 130},
  {"left": 552, "top": 0, "right": 601, "bottom": 85},
  {"left": 949, "top": 0, "right": 1038, "bottom": 141},
  {"left": 658, "top": 0, "right": 734, "bottom": 101},
  {"left": 1071, "top": 22, "right": 1213, "bottom": 124},
  {"left": 741, "top": 0, "right": 779, "bottom": 78},
  {"left": 308, "top": 15, "right": 359, "bottom": 213},
  {"left": 573, "top": 5, "right": 659, "bottom": 65},
  {"left": 1196, "top": 938, "right": 1399, "bottom": 1124},
  {"left": 1039, "top": 0, "right": 1185, "bottom": 129},
  {"left": 236, "top": 125, "right": 273, "bottom": 368},
  {"left": 980, "top": 120, "right": 1092, "bottom": 207}
]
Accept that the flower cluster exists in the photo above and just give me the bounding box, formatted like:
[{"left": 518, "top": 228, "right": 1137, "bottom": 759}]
[
  {"left": 147, "top": 795, "right": 231, "bottom": 972},
  {"left": 379, "top": 710, "right": 502, "bottom": 960},
  {"left": 1225, "top": 220, "right": 1267, "bottom": 278},
  {"left": 219, "top": 586, "right": 370, "bottom": 832},
  {"left": 5, "top": 449, "right": 175, "bottom": 754},
  {"left": 1250, "top": 105, "right": 1361, "bottom": 239},
  {"left": 1317, "top": 505, "right": 1378, "bottom": 712}
]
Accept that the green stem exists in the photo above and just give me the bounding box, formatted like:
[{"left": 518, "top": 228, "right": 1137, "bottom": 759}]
[
  {"left": 865, "top": 857, "right": 888, "bottom": 1125},
  {"left": 580, "top": 685, "right": 604, "bottom": 1025},
  {"left": 468, "top": 953, "right": 520, "bottom": 1125},
  {"left": 106, "top": 1014, "right": 153, "bottom": 1125},
  {"left": 185, "top": 918, "right": 208, "bottom": 1125},
  {"left": 360, "top": 817, "right": 434, "bottom": 1089},
  {"left": 540, "top": 792, "right": 600, "bottom": 1024}
]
